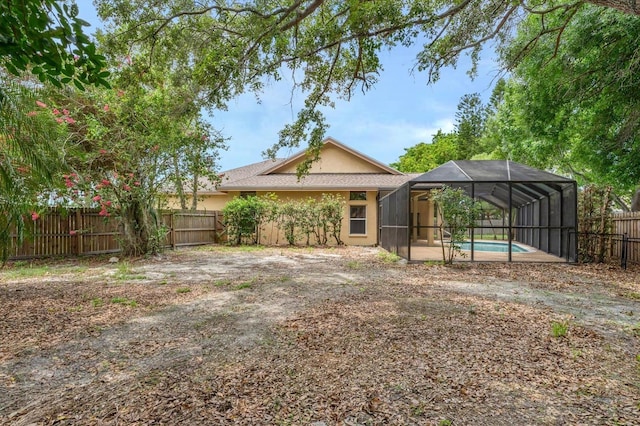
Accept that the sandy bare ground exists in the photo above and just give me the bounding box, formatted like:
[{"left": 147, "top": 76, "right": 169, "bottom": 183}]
[{"left": 0, "top": 246, "right": 639, "bottom": 425}]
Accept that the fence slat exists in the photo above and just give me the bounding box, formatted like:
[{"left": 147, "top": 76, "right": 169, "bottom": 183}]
[{"left": 8, "top": 208, "right": 224, "bottom": 260}]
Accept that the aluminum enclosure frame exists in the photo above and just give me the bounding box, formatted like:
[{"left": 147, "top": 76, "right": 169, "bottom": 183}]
[{"left": 379, "top": 160, "right": 578, "bottom": 262}]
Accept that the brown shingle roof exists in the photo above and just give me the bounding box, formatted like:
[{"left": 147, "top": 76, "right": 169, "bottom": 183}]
[
  {"left": 197, "top": 138, "right": 416, "bottom": 193},
  {"left": 218, "top": 173, "right": 419, "bottom": 191},
  {"left": 195, "top": 158, "right": 285, "bottom": 193}
]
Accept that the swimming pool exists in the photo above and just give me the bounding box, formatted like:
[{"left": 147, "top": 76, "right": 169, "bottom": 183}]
[{"left": 458, "top": 241, "right": 530, "bottom": 253}]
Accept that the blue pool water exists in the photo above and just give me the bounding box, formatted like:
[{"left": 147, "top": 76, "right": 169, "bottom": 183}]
[{"left": 458, "top": 241, "right": 529, "bottom": 253}]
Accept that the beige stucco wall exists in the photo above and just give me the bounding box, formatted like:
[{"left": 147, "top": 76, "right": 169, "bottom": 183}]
[
  {"left": 168, "top": 190, "right": 379, "bottom": 246},
  {"left": 165, "top": 194, "right": 232, "bottom": 211},
  {"left": 274, "top": 144, "right": 387, "bottom": 174}
]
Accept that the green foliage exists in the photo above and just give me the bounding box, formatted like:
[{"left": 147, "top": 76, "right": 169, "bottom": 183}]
[
  {"left": 391, "top": 131, "right": 458, "bottom": 173},
  {"left": 431, "top": 187, "right": 481, "bottom": 264},
  {"left": 110, "top": 296, "right": 138, "bottom": 307},
  {"left": 578, "top": 185, "right": 613, "bottom": 263},
  {"left": 0, "top": 0, "right": 109, "bottom": 88},
  {"left": 94, "top": 0, "right": 638, "bottom": 167},
  {"left": 391, "top": 93, "right": 488, "bottom": 172},
  {"left": 223, "top": 193, "right": 345, "bottom": 246},
  {"left": 222, "top": 196, "right": 268, "bottom": 245},
  {"left": 0, "top": 75, "right": 69, "bottom": 264},
  {"left": 455, "top": 93, "right": 488, "bottom": 159},
  {"left": 39, "top": 61, "right": 225, "bottom": 256},
  {"left": 551, "top": 321, "right": 569, "bottom": 338},
  {"left": 378, "top": 250, "right": 401, "bottom": 263},
  {"left": 319, "top": 193, "right": 345, "bottom": 245},
  {"left": 490, "top": 5, "right": 640, "bottom": 198},
  {"left": 2, "top": 265, "right": 50, "bottom": 279},
  {"left": 346, "top": 260, "right": 363, "bottom": 270}
]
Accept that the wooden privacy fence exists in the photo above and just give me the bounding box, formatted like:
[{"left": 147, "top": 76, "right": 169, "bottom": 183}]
[
  {"left": 9, "top": 209, "right": 224, "bottom": 259},
  {"left": 610, "top": 211, "right": 640, "bottom": 264},
  {"left": 580, "top": 212, "right": 640, "bottom": 265}
]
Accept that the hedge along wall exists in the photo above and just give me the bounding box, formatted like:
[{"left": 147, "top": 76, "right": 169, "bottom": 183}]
[{"left": 222, "top": 193, "right": 345, "bottom": 246}]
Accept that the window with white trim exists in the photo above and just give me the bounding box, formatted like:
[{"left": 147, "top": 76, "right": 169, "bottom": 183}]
[{"left": 349, "top": 205, "right": 366, "bottom": 235}]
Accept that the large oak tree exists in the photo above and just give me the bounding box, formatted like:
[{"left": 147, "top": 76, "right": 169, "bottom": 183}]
[{"left": 95, "top": 0, "right": 640, "bottom": 166}]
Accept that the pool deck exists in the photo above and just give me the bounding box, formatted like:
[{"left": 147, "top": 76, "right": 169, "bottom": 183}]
[{"left": 408, "top": 239, "right": 566, "bottom": 263}]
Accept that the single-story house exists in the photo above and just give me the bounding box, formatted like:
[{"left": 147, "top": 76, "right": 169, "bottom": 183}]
[{"left": 171, "top": 137, "right": 420, "bottom": 246}]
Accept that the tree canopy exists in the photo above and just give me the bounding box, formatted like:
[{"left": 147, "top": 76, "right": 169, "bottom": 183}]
[
  {"left": 94, "top": 0, "right": 640, "bottom": 164},
  {"left": 391, "top": 92, "right": 489, "bottom": 172},
  {"left": 1, "top": 0, "right": 109, "bottom": 89},
  {"left": 393, "top": 3, "right": 640, "bottom": 207}
]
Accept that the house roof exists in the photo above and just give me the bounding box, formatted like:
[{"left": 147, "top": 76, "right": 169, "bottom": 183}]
[
  {"left": 261, "top": 137, "right": 402, "bottom": 176},
  {"left": 208, "top": 137, "right": 415, "bottom": 193},
  {"left": 408, "top": 160, "right": 575, "bottom": 209},
  {"left": 218, "top": 173, "right": 420, "bottom": 191},
  {"left": 410, "top": 160, "right": 574, "bottom": 183}
]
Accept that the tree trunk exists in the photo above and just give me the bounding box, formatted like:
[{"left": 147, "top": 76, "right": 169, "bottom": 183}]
[
  {"left": 172, "top": 155, "right": 187, "bottom": 210},
  {"left": 631, "top": 188, "right": 640, "bottom": 212},
  {"left": 119, "top": 199, "right": 158, "bottom": 256},
  {"left": 190, "top": 170, "right": 199, "bottom": 210},
  {"left": 589, "top": 0, "right": 640, "bottom": 16}
]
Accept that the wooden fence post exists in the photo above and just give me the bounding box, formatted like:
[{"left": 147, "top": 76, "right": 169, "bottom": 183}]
[
  {"left": 213, "top": 211, "right": 218, "bottom": 244},
  {"left": 170, "top": 211, "right": 176, "bottom": 250},
  {"left": 75, "top": 209, "right": 83, "bottom": 256}
]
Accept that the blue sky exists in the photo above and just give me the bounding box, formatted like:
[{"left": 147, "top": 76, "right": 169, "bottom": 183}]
[{"left": 76, "top": 1, "right": 501, "bottom": 171}]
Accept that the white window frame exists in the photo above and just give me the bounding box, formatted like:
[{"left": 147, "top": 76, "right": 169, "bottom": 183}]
[{"left": 349, "top": 205, "right": 367, "bottom": 235}]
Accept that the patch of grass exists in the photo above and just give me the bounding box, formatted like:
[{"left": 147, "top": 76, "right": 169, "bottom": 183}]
[
  {"left": 410, "top": 403, "right": 425, "bottom": 416},
  {"left": 111, "top": 297, "right": 138, "bottom": 307},
  {"left": 233, "top": 277, "right": 257, "bottom": 290},
  {"left": 346, "top": 260, "right": 363, "bottom": 269},
  {"left": 423, "top": 260, "right": 444, "bottom": 266},
  {"left": 200, "top": 244, "right": 265, "bottom": 253},
  {"left": 626, "top": 292, "right": 640, "bottom": 300},
  {"left": 235, "top": 281, "right": 253, "bottom": 290},
  {"left": 176, "top": 287, "right": 191, "bottom": 294},
  {"left": 438, "top": 420, "right": 452, "bottom": 426},
  {"left": 91, "top": 298, "right": 104, "bottom": 308},
  {"left": 551, "top": 320, "right": 569, "bottom": 338},
  {"left": 214, "top": 279, "right": 232, "bottom": 287},
  {"left": 3, "top": 265, "right": 50, "bottom": 278},
  {"left": 378, "top": 250, "right": 401, "bottom": 263},
  {"left": 114, "top": 262, "right": 146, "bottom": 281},
  {"left": 59, "top": 266, "right": 89, "bottom": 274}
]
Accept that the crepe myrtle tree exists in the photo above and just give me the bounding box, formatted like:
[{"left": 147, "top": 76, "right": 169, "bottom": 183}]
[
  {"left": 431, "top": 186, "right": 481, "bottom": 264},
  {"left": 44, "top": 68, "right": 225, "bottom": 255}
]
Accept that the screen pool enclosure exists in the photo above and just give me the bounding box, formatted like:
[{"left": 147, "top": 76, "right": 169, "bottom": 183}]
[{"left": 379, "top": 160, "right": 577, "bottom": 262}]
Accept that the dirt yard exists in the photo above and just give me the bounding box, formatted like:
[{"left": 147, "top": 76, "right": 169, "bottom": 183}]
[{"left": 1, "top": 246, "right": 639, "bottom": 425}]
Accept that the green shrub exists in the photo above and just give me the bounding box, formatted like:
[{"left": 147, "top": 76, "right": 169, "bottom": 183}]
[
  {"left": 222, "top": 196, "right": 268, "bottom": 244},
  {"left": 223, "top": 193, "right": 345, "bottom": 246},
  {"left": 431, "top": 187, "right": 481, "bottom": 264}
]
